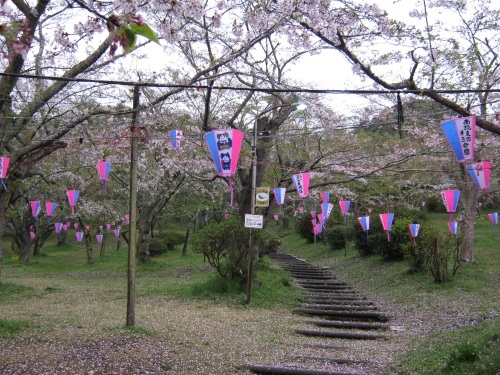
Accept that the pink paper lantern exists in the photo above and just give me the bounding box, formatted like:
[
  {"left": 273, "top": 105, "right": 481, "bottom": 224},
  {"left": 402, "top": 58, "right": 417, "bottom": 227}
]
[
  {"left": 273, "top": 188, "right": 286, "bottom": 205},
  {"left": 441, "top": 116, "right": 476, "bottom": 162},
  {"left": 45, "top": 202, "right": 57, "bottom": 217},
  {"left": 169, "top": 130, "right": 183, "bottom": 151},
  {"left": 320, "top": 192, "right": 330, "bottom": 203},
  {"left": 205, "top": 129, "right": 244, "bottom": 206},
  {"left": 75, "top": 231, "right": 84, "bottom": 242},
  {"left": 379, "top": 213, "right": 394, "bottom": 242},
  {"left": 97, "top": 161, "right": 111, "bottom": 190},
  {"left": 66, "top": 190, "right": 80, "bottom": 215},
  {"left": 30, "top": 201, "right": 41, "bottom": 220},
  {"left": 408, "top": 223, "right": 420, "bottom": 246},
  {"left": 441, "top": 190, "right": 460, "bottom": 222},
  {"left": 0, "top": 156, "right": 10, "bottom": 190},
  {"left": 291, "top": 173, "right": 310, "bottom": 198}
]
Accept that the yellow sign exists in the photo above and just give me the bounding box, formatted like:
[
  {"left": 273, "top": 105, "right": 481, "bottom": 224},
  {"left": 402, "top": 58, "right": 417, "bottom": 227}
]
[{"left": 255, "top": 187, "right": 270, "bottom": 207}]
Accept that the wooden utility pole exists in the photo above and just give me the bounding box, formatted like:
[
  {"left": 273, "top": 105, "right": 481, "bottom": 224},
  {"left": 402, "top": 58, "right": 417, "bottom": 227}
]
[{"left": 126, "top": 86, "right": 140, "bottom": 327}]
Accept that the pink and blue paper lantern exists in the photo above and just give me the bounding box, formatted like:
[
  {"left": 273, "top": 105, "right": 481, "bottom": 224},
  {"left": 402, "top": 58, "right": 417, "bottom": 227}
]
[
  {"left": 441, "top": 190, "right": 460, "bottom": 222},
  {"left": 273, "top": 188, "right": 286, "bottom": 205},
  {"left": 488, "top": 213, "right": 498, "bottom": 230},
  {"left": 380, "top": 213, "right": 394, "bottom": 242},
  {"left": 97, "top": 161, "right": 111, "bottom": 190},
  {"left": 169, "top": 130, "right": 183, "bottom": 151},
  {"left": 54, "top": 222, "right": 63, "bottom": 234},
  {"left": 45, "top": 202, "right": 57, "bottom": 217},
  {"left": 320, "top": 192, "right": 330, "bottom": 203},
  {"left": 30, "top": 201, "right": 41, "bottom": 220},
  {"left": 66, "top": 190, "right": 80, "bottom": 215},
  {"left": 0, "top": 156, "right": 10, "bottom": 190},
  {"left": 291, "top": 173, "right": 310, "bottom": 198},
  {"left": 441, "top": 116, "right": 476, "bottom": 163},
  {"left": 75, "top": 231, "right": 84, "bottom": 242},
  {"left": 205, "top": 129, "right": 244, "bottom": 206},
  {"left": 339, "top": 200, "right": 351, "bottom": 222},
  {"left": 408, "top": 223, "right": 420, "bottom": 246}
]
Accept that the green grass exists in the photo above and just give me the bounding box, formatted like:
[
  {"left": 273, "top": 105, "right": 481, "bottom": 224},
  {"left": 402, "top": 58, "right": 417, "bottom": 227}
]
[
  {"left": 277, "top": 214, "right": 500, "bottom": 374},
  {"left": 0, "top": 319, "right": 33, "bottom": 338},
  {"left": 392, "top": 319, "right": 500, "bottom": 375},
  {"left": 0, "top": 282, "right": 34, "bottom": 302},
  {"left": 1, "top": 232, "right": 302, "bottom": 314},
  {"left": 1, "top": 214, "right": 498, "bottom": 373}
]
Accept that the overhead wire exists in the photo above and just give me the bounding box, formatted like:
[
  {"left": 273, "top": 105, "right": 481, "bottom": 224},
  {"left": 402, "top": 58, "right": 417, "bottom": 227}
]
[{"left": 2, "top": 72, "right": 500, "bottom": 95}]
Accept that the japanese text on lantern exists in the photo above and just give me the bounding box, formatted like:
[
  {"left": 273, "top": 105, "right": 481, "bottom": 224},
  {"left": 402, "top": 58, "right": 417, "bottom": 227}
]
[{"left": 460, "top": 118, "right": 472, "bottom": 157}]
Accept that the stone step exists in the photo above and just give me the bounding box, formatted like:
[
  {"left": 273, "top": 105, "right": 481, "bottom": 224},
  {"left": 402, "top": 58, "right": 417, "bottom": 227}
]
[
  {"left": 304, "top": 320, "right": 390, "bottom": 330},
  {"left": 242, "top": 364, "right": 366, "bottom": 375},
  {"left": 302, "top": 304, "right": 378, "bottom": 311},
  {"left": 294, "top": 308, "right": 389, "bottom": 322},
  {"left": 295, "top": 329, "right": 388, "bottom": 340},
  {"left": 304, "top": 299, "right": 373, "bottom": 306}
]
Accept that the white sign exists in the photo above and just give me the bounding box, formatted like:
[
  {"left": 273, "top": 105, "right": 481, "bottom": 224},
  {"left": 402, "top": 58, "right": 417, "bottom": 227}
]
[{"left": 245, "top": 214, "right": 263, "bottom": 229}]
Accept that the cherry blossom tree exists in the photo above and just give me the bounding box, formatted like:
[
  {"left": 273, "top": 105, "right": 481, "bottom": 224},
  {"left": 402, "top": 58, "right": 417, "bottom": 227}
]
[{"left": 269, "top": 0, "right": 500, "bottom": 261}]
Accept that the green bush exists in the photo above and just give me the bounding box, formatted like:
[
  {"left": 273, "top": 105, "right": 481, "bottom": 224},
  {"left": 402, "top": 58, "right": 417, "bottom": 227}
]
[
  {"left": 190, "top": 217, "right": 249, "bottom": 280},
  {"left": 425, "top": 196, "right": 447, "bottom": 213},
  {"left": 190, "top": 217, "right": 280, "bottom": 279},
  {"left": 353, "top": 208, "right": 429, "bottom": 260},
  {"left": 149, "top": 231, "right": 185, "bottom": 257},
  {"left": 422, "top": 228, "right": 462, "bottom": 283},
  {"left": 296, "top": 213, "right": 315, "bottom": 243},
  {"left": 255, "top": 229, "right": 281, "bottom": 257},
  {"left": 324, "top": 224, "right": 353, "bottom": 251}
]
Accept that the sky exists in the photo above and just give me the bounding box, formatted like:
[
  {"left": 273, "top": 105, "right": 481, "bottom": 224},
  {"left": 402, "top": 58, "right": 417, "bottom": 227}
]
[{"left": 287, "top": 0, "right": 417, "bottom": 115}]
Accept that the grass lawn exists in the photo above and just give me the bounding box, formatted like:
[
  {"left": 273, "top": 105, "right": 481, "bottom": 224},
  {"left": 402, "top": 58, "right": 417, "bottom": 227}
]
[{"left": 0, "top": 213, "right": 499, "bottom": 374}]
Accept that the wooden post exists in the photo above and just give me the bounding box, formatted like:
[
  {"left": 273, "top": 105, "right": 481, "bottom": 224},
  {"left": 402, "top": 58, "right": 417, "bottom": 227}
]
[{"left": 126, "top": 86, "right": 140, "bottom": 327}]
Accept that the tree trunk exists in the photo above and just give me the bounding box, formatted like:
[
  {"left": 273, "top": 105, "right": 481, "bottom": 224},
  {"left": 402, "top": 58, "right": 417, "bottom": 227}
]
[
  {"left": 459, "top": 177, "right": 478, "bottom": 263},
  {"left": 182, "top": 225, "right": 190, "bottom": 257},
  {"left": 0, "top": 218, "right": 4, "bottom": 280},
  {"left": 138, "top": 207, "right": 153, "bottom": 264},
  {"left": 84, "top": 231, "right": 94, "bottom": 265},
  {"left": 33, "top": 239, "right": 41, "bottom": 256},
  {"left": 182, "top": 209, "right": 201, "bottom": 257},
  {"left": 18, "top": 237, "right": 31, "bottom": 264},
  {"left": 283, "top": 216, "right": 289, "bottom": 229},
  {"left": 99, "top": 231, "right": 106, "bottom": 257}
]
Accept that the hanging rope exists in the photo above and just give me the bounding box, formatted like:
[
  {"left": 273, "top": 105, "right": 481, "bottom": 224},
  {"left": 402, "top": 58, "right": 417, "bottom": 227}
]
[{"left": 397, "top": 93, "right": 404, "bottom": 139}]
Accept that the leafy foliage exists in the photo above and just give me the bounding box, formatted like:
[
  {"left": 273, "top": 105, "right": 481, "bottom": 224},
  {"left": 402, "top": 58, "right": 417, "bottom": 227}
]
[
  {"left": 353, "top": 208, "right": 429, "bottom": 260},
  {"left": 190, "top": 217, "right": 280, "bottom": 280},
  {"left": 148, "top": 231, "right": 185, "bottom": 257},
  {"left": 423, "top": 228, "right": 462, "bottom": 283},
  {"left": 0, "top": 319, "right": 31, "bottom": 339},
  {"left": 324, "top": 212, "right": 355, "bottom": 251},
  {"left": 295, "top": 214, "right": 315, "bottom": 243}
]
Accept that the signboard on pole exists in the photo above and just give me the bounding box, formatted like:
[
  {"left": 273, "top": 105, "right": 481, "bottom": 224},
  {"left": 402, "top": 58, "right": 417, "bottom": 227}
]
[
  {"left": 245, "top": 214, "right": 263, "bottom": 229},
  {"left": 255, "top": 187, "right": 270, "bottom": 207}
]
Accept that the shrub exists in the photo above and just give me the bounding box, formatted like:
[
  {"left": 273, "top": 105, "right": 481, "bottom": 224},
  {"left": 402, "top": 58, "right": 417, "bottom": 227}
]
[
  {"left": 190, "top": 217, "right": 249, "bottom": 280},
  {"left": 425, "top": 196, "right": 447, "bottom": 213},
  {"left": 402, "top": 222, "right": 436, "bottom": 273},
  {"left": 353, "top": 208, "right": 429, "bottom": 260},
  {"left": 255, "top": 230, "right": 281, "bottom": 257},
  {"left": 295, "top": 214, "right": 315, "bottom": 243},
  {"left": 422, "top": 228, "right": 462, "bottom": 283},
  {"left": 444, "top": 342, "right": 480, "bottom": 373},
  {"left": 324, "top": 224, "right": 353, "bottom": 251},
  {"left": 149, "top": 231, "right": 185, "bottom": 257}
]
